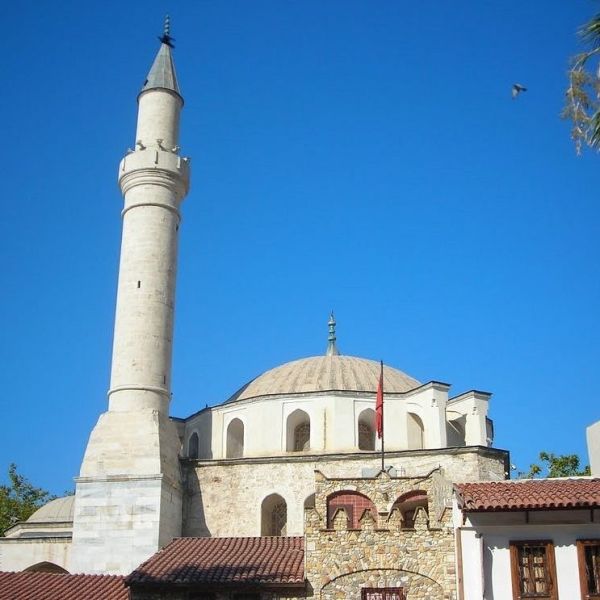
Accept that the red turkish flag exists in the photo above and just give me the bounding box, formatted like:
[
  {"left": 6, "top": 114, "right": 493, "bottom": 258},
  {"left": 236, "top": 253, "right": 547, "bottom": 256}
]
[{"left": 375, "top": 361, "right": 383, "bottom": 439}]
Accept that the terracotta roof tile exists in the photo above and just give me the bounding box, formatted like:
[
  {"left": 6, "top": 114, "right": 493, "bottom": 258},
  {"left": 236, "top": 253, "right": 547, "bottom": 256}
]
[
  {"left": 455, "top": 478, "right": 600, "bottom": 511},
  {"left": 0, "top": 571, "right": 127, "bottom": 600},
  {"left": 126, "top": 536, "right": 305, "bottom": 588}
]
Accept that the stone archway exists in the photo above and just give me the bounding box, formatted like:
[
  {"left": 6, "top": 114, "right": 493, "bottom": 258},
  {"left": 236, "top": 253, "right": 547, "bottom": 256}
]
[{"left": 320, "top": 568, "right": 444, "bottom": 600}]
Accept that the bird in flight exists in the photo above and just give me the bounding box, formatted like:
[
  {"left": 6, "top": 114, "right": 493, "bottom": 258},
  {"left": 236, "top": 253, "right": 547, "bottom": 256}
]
[{"left": 512, "top": 83, "right": 527, "bottom": 99}]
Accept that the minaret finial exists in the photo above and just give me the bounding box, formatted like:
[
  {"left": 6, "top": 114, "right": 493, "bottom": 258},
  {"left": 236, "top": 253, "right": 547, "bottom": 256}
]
[
  {"left": 159, "top": 15, "right": 175, "bottom": 48},
  {"left": 326, "top": 311, "right": 340, "bottom": 356}
]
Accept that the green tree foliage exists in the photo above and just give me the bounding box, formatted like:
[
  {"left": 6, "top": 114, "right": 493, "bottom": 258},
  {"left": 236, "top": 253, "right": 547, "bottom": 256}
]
[
  {"left": 563, "top": 11, "right": 600, "bottom": 153},
  {"left": 525, "top": 451, "right": 591, "bottom": 478},
  {"left": 0, "top": 464, "right": 54, "bottom": 535}
]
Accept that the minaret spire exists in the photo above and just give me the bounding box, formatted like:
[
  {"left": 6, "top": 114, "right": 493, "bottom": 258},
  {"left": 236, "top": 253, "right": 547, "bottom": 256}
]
[
  {"left": 326, "top": 312, "right": 340, "bottom": 356},
  {"left": 142, "top": 16, "right": 180, "bottom": 97},
  {"left": 159, "top": 14, "right": 174, "bottom": 47}
]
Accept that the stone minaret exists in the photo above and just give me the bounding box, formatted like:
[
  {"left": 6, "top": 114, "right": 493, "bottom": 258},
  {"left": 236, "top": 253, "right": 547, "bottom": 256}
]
[{"left": 71, "top": 19, "right": 190, "bottom": 575}]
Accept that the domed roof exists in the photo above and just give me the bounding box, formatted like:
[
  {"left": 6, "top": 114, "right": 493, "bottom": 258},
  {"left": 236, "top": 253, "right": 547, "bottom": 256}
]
[
  {"left": 26, "top": 495, "right": 75, "bottom": 523},
  {"left": 226, "top": 355, "right": 420, "bottom": 403}
]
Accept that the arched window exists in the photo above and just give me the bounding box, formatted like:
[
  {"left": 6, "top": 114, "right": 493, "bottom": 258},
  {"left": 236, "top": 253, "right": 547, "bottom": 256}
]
[
  {"left": 392, "top": 490, "right": 428, "bottom": 528},
  {"left": 226, "top": 418, "right": 244, "bottom": 458},
  {"left": 286, "top": 409, "right": 310, "bottom": 452},
  {"left": 358, "top": 408, "right": 375, "bottom": 451},
  {"left": 327, "top": 491, "right": 376, "bottom": 529},
  {"left": 407, "top": 412, "right": 425, "bottom": 449},
  {"left": 446, "top": 417, "right": 466, "bottom": 447},
  {"left": 261, "top": 493, "right": 287, "bottom": 536},
  {"left": 24, "top": 562, "right": 69, "bottom": 574},
  {"left": 188, "top": 432, "right": 199, "bottom": 459},
  {"left": 304, "top": 493, "right": 316, "bottom": 509}
]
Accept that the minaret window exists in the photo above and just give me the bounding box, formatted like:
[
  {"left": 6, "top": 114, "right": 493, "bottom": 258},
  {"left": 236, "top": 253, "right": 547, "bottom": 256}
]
[
  {"left": 261, "top": 494, "right": 287, "bottom": 536},
  {"left": 226, "top": 418, "right": 244, "bottom": 458}
]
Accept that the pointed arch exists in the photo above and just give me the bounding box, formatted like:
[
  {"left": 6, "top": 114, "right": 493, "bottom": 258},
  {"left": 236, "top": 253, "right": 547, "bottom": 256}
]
[
  {"left": 326, "top": 491, "right": 376, "bottom": 529},
  {"left": 358, "top": 408, "right": 375, "bottom": 451},
  {"left": 286, "top": 409, "right": 310, "bottom": 452},
  {"left": 24, "top": 562, "right": 69, "bottom": 574},
  {"left": 304, "top": 493, "right": 316, "bottom": 509},
  {"left": 447, "top": 416, "right": 466, "bottom": 447},
  {"left": 392, "top": 489, "right": 428, "bottom": 529},
  {"left": 261, "top": 493, "right": 287, "bottom": 536},
  {"left": 226, "top": 418, "right": 244, "bottom": 458},
  {"left": 407, "top": 412, "right": 424, "bottom": 449},
  {"left": 188, "top": 431, "right": 199, "bottom": 458}
]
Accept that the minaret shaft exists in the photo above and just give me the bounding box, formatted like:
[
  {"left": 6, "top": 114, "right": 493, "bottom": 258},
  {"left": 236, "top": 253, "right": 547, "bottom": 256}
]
[
  {"left": 136, "top": 89, "right": 181, "bottom": 150},
  {"left": 109, "top": 84, "right": 188, "bottom": 413},
  {"left": 72, "top": 34, "right": 189, "bottom": 575}
]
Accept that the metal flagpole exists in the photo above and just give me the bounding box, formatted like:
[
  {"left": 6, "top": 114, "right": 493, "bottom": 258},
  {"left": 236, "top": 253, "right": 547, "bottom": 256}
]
[{"left": 380, "top": 360, "right": 384, "bottom": 473}]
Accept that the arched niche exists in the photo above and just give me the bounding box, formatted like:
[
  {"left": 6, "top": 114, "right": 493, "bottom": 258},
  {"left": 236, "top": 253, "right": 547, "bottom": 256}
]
[
  {"left": 446, "top": 416, "right": 466, "bottom": 447},
  {"left": 358, "top": 408, "right": 376, "bottom": 451},
  {"left": 226, "top": 418, "right": 244, "bottom": 458},
  {"left": 407, "top": 412, "right": 425, "bottom": 449},
  {"left": 261, "top": 493, "right": 287, "bottom": 536},
  {"left": 304, "top": 493, "right": 316, "bottom": 509},
  {"left": 286, "top": 409, "right": 310, "bottom": 452},
  {"left": 392, "top": 490, "right": 428, "bottom": 528},
  {"left": 188, "top": 432, "right": 199, "bottom": 459},
  {"left": 24, "top": 562, "right": 69, "bottom": 574},
  {"left": 326, "top": 491, "right": 376, "bottom": 529}
]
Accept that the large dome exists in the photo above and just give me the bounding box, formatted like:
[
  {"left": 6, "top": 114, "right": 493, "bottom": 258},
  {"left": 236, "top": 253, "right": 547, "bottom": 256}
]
[{"left": 226, "top": 355, "right": 420, "bottom": 403}]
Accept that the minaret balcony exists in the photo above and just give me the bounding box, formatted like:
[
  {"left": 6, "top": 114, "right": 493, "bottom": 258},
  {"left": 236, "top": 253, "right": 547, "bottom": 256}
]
[{"left": 118, "top": 147, "right": 190, "bottom": 200}]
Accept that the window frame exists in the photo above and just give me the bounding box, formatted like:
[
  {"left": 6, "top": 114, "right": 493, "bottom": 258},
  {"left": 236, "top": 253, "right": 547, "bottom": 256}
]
[
  {"left": 577, "top": 538, "right": 600, "bottom": 599},
  {"left": 361, "top": 588, "right": 406, "bottom": 600},
  {"left": 509, "top": 540, "right": 557, "bottom": 600}
]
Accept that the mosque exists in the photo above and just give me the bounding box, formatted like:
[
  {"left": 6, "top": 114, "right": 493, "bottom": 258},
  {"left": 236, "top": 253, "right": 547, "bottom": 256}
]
[{"left": 0, "top": 22, "right": 518, "bottom": 599}]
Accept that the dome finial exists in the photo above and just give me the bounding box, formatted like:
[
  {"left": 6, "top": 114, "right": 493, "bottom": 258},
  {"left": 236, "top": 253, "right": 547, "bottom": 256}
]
[
  {"left": 326, "top": 311, "right": 340, "bottom": 356},
  {"left": 159, "top": 14, "right": 175, "bottom": 48}
]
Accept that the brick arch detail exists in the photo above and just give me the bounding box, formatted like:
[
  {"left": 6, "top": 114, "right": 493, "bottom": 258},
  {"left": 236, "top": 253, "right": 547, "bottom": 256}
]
[{"left": 327, "top": 491, "right": 377, "bottom": 529}]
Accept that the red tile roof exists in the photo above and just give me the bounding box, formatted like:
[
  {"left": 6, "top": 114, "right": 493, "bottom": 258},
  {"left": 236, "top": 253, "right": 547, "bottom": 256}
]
[
  {"left": 126, "top": 536, "right": 305, "bottom": 589},
  {"left": 455, "top": 478, "right": 600, "bottom": 511},
  {"left": 0, "top": 571, "right": 127, "bottom": 600}
]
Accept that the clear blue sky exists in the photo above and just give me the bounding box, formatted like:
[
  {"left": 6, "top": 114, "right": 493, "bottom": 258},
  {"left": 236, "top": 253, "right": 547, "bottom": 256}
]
[{"left": 1, "top": 1, "right": 598, "bottom": 494}]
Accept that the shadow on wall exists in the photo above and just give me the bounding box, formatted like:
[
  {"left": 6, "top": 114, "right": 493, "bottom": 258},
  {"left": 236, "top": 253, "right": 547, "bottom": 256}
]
[
  {"left": 483, "top": 540, "right": 503, "bottom": 600},
  {"left": 182, "top": 410, "right": 213, "bottom": 537},
  {"left": 187, "top": 410, "right": 213, "bottom": 460},
  {"left": 182, "top": 467, "right": 211, "bottom": 537}
]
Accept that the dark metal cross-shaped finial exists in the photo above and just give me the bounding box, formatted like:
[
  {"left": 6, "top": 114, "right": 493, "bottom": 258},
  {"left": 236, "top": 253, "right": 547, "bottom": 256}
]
[{"left": 159, "top": 15, "right": 175, "bottom": 48}]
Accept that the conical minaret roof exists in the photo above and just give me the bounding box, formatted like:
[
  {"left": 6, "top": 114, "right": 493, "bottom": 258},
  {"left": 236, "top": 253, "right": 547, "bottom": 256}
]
[{"left": 141, "top": 16, "right": 181, "bottom": 97}]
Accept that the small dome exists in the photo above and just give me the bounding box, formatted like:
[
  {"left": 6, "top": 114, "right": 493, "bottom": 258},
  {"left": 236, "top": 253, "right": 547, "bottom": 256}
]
[
  {"left": 27, "top": 495, "right": 75, "bottom": 523},
  {"left": 227, "top": 355, "right": 420, "bottom": 403}
]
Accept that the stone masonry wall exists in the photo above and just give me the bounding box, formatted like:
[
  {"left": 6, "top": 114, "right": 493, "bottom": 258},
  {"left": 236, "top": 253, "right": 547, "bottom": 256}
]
[
  {"left": 183, "top": 447, "right": 506, "bottom": 537},
  {"left": 304, "top": 470, "right": 457, "bottom": 600}
]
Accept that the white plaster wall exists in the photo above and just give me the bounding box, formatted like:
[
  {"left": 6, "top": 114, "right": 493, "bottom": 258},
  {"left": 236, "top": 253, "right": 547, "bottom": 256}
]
[
  {"left": 185, "top": 386, "right": 466, "bottom": 459},
  {"left": 0, "top": 539, "right": 71, "bottom": 573},
  {"left": 447, "top": 392, "right": 490, "bottom": 446},
  {"left": 459, "top": 513, "right": 600, "bottom": 600},
  {"left": 588, "top": 420, "right": 600, "bottom": 476}
]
